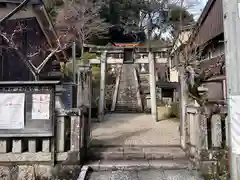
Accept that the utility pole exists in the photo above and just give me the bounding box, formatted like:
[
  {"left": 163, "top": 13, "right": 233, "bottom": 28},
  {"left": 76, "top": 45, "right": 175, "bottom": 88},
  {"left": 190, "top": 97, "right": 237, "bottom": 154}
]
[{"left": 222, "top": 0, "right": 240, "bottom": 179}]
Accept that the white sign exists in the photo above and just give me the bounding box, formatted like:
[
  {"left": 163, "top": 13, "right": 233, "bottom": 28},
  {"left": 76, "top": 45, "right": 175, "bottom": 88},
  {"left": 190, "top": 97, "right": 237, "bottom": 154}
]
[
  {"left": 229, "top": 95, "right": 240, "bottom": 154},
  {"left": 32, "top": 94, "right": 50, "bottom": 120},
  {"left": 0, "top": 93, "right": 25, "bottom": 129}
]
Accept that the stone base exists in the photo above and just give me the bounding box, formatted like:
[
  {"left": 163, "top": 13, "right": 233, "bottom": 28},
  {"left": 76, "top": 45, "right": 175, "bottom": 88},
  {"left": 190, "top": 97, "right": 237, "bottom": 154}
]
[
  {"left": 88, "top": 146, "right": 187, "bottom": 161},
  {"left": 157, "top": 106, "right": 171, "bottom": 121},
  {"left": 86, "top": 160, "right": 191, "bottom": 171},
  {"left": 0, "top": 164, "right": 81, "bottom": 180}
]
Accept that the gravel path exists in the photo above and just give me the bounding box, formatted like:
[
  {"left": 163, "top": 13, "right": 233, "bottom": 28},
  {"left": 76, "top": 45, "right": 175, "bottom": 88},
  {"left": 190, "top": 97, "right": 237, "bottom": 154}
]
[{"left": 91, "top": 113, "right": 180, "bottom": 146}]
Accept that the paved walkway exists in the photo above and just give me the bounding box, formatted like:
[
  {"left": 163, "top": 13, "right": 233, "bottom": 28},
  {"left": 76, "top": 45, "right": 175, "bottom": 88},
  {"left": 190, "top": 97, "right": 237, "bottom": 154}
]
[
  {"left": 88, "top": 114, "right": 204, "bottom": 180},
  {"left": 87, "top": 169, "right": 203, "bottom": 180},
  {"left": 91, "top": 113, "right": 180, "bottom": 146}
]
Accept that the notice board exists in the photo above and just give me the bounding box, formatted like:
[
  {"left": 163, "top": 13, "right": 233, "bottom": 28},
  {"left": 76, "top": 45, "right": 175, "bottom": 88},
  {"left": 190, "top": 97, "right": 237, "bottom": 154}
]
[
  {"left": 0, "top": 93, "right": 25, "bottom": 129},
  {"left": 0, "top": 81, "right": 58, "bottom": 137}
]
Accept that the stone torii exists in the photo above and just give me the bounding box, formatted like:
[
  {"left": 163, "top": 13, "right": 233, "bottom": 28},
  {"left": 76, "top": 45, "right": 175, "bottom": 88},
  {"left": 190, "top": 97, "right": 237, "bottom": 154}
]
[{"left": 84, "top": 43, "right": 169, "bottom": 122}]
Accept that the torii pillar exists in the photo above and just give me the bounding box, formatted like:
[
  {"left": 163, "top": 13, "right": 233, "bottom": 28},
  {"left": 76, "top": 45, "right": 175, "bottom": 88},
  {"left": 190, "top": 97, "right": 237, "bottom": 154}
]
[
  {"left": 98, "top": 51, "right": 107, "bottom": 122},
  {"left": 149, "top": 51, "right": 157, "bottom": 121}
]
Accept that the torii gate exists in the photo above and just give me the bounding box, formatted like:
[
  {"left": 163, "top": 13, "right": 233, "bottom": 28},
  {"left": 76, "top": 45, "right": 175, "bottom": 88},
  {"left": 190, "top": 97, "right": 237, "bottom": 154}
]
[{"left": 84, "top": 43, "right": 169, "bottom": 121}]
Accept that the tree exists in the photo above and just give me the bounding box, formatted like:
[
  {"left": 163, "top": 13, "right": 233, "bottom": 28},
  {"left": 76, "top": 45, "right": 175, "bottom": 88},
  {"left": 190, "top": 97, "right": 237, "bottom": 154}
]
[
  {"left": 100, "top": 0, "right": 195, "bottom": 43},
  {"left": 168, "top": 4, "right": 195, "bottom": 38},
  {"left": 139, "top": 1, "right": 195, "bottom": 41},
  {"left": 44, "top": 0, "right": 64, "bottom": 21},
  {"left": 100, "top": 0, "right": 147, "bottom": 42},
  {"left": 55, "top": 0, "right": 109, "bottom": 55}
]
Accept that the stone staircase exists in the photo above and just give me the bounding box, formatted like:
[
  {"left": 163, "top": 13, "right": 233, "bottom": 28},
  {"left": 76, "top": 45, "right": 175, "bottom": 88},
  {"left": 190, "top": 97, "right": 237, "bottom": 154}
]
[
  {"left": 115, "top": 64, "right": 140, "bottom": 112},
  {"left": 88, "top": 145, "right": 188, "bottom": 161},
  {"left": 82, "top": 145, "right": 204, "bottom": 180},
  {"left": 86, "top": 145, "right": 194, "bottom": 172}
]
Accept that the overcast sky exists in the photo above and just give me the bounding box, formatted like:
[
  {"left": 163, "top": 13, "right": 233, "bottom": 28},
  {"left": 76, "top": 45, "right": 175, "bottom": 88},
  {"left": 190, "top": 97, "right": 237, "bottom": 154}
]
[{"left": 185, "top": 0, "right": 208, "bottom": 20}]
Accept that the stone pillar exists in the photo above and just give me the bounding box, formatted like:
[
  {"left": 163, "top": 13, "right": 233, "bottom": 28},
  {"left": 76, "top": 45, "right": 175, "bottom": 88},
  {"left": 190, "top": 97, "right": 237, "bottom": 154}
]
[
  {"left": 98, "top": 51, "right": 107, "bottom": 121},
  {"left": 211, "top": 114, "right": 222, "bottom": 148},
  {"left": 179, "top": 67, "right": 188, "bottom": 150},
  {"left": 55, "top": 85, "right": 65, "bottom": 109},
  {"left": 149, "top": 52, "right": 157, "bottom": 121},
  {"left": 187, "top": 101, "right": 200, "bottom": 157}
]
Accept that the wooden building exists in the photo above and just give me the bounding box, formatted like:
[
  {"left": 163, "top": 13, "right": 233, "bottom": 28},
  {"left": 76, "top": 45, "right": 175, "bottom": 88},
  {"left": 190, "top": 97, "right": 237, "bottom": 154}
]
[
  {"left": 171, "top": 0, "right": 226, "bottom": 102},
  {"left": 0, "top": 0, "right": 67, "bottom": 81}
]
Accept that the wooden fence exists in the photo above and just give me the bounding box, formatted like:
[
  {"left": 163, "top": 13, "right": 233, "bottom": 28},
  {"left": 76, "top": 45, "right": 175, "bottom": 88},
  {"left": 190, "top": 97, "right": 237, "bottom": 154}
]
[
  {"left": 0, "top": 108, "right": 86, "bottom": 164},
  {"left": 185, "top": 101, "right": 228, "bottom": 171}
]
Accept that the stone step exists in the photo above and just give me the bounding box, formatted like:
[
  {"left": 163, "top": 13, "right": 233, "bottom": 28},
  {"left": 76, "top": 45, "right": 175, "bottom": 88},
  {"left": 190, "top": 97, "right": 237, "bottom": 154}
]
[
  {"left": 114, "top": 109, "right": 140, "bottom": 113},
  {"left": 85, "top": 159, "right": 194, "bottom": 171},
  {"left": 88, "top": 146, "right": 187, "bottom": 161}
]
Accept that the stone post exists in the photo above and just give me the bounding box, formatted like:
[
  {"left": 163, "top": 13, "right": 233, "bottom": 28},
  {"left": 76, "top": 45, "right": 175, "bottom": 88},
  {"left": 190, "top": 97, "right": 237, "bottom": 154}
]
[
  {"left": 98, "top": 51, "right": 107, "bottom": 121},
  {"left": 149, "top": 52, "right": 157, "bottom": 121}
]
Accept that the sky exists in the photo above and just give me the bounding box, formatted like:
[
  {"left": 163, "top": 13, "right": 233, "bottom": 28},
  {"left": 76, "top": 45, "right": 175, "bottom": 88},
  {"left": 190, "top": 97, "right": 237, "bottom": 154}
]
[{"left": 185, "top": 0, "right": 208, "bottom": 20}]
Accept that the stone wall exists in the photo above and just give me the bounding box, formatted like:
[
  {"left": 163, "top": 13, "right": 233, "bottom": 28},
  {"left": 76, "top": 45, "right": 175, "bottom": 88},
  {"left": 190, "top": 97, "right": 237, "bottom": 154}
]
[{"left": 0, "top": 165, "right": 81, "bottom": 180}]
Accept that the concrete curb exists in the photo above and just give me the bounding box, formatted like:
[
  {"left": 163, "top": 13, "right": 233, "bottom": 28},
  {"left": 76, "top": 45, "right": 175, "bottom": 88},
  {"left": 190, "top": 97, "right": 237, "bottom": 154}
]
[
  {"left": 88, "top": 146, "right": 187, "bottom": 161},
  {"left": 86, "top": 160, "right": 195, "bottom": 171}
]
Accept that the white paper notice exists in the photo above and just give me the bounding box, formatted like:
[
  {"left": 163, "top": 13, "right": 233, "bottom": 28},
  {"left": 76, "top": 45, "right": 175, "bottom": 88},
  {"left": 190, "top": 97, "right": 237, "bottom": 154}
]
[
  {"left": 230, "top": 96, "right": 240, "bottom": 154},
  {"left": 32, "top": 94, "right": 50, "bottom": 120},
  {"left": 0, "top": 93, "right": 25, "bottom": 129}
]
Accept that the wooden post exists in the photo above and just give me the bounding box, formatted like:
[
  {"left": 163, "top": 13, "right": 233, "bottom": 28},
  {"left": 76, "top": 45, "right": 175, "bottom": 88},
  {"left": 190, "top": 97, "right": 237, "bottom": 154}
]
[
  {"left": 98, "top": 51, "right": 107, "bottom": 122},
  {"left": 149, "top": 52, "right": 157, "bottom": 121}
]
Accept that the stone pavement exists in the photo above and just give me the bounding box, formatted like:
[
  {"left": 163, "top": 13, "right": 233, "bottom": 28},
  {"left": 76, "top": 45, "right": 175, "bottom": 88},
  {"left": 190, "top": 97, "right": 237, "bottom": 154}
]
[
  {"left": 86, "top": 169, "right": 204, "bottom": 180},
  {"left": 91, "top": 113, "right": 180, "bottom": 146},
  {"left": 83, "top": 160, "right": 204, "bottom": 180},
  {"left": 87, "top": 114, "right": 204, "bottom": 180}
]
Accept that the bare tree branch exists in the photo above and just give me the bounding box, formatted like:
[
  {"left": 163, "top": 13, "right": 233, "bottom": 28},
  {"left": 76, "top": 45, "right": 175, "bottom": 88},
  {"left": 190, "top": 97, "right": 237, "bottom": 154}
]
[
  {"left": 0, "top": 19, "right": 70, "bottom": 80},
  {"left": 56, "top": 0, "right": 110, "bottom": 55}
]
